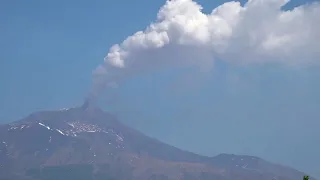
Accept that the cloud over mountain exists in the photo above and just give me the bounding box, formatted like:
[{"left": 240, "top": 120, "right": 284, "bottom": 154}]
[{"left": 90, "top": 0, "right": 320, "bottom": 99}]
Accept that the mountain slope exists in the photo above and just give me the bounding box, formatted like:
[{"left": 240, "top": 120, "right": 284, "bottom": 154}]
[{"left": 0, "top": 105, "right": 312, "bottom": 180}]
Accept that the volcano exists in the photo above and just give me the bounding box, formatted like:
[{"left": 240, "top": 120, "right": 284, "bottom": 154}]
[{"left": 0, "top": 104, "right": 312, "bottom": 180}]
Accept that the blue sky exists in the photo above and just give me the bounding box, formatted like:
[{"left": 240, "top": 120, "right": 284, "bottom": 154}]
[{"left": 1, "top": 0, "right": 319, "bottom": 177}]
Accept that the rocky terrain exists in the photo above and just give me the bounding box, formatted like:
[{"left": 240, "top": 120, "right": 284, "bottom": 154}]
[{"left": 0, "top": 104, "right": 312, "bottom": 180}]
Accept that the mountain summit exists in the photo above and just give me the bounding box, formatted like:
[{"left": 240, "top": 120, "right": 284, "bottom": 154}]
[{"left": 0, "top": 107, "right": 312, "bottom": 180}]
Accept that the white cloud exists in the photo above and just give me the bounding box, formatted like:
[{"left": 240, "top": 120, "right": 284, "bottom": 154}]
[{"left": 90, "top": 0, "right": 320, "bottom": 98}]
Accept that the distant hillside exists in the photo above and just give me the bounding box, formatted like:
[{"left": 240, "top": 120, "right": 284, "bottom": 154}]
[{"left": 0, "top": 106, "right": 313, "bottom": 180}]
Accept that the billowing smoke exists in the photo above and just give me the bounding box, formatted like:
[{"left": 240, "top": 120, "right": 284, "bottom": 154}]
[{"left": 89, "top": 0, "right": 320, "bottom": 101}]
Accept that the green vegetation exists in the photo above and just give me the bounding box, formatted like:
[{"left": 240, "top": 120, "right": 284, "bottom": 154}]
[
  {"left": 26, "top": 164, "right": 133, "bottom": 180},
  {"left": 24, "top": 164, "right": 312, "bottom": 180},
  {"left": 26, "top": 165, "right": 94, "bottom": 180}
]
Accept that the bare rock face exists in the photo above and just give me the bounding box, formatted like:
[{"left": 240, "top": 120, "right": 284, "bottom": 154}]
[{"left": 0, "top": 107, "right": 313, "bottom": 180}]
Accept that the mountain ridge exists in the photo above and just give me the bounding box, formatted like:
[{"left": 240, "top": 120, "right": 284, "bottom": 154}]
[{"left": 0, "top": 106, "right": 313, "bottom": 180}]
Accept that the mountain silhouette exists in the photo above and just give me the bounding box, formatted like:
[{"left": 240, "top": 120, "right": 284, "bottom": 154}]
[{"left": 0, "top": 105, "right": 313, "bottom": 180}]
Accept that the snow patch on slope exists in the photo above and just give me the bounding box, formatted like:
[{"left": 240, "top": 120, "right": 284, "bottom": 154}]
[
  {"left": 8, "top": 124, "right": 31, "bottom": 131},
  {"left": 55, "top": 129, "right": 65, "bottom": 135},
  {"left": 38, "top": 123, "right": 51, "bottom": 130}
]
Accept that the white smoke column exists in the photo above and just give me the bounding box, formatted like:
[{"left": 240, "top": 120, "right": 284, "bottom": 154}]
[{"left": 90, "top": 0, "right": 320, "bottom": 100}]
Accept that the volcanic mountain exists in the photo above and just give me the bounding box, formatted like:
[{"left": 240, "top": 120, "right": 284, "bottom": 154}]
[{"left": 0, "top": 104, "right": 312, "bottom": 180}]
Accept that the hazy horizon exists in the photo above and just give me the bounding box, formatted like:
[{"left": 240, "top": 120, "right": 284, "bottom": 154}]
[{"left": 1, "top": 0, "right": 320, "bottom": 178}]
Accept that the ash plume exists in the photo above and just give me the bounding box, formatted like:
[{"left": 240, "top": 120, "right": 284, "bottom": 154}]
[{"left": 89, "top": 0, "right": 320, "bottom": 101}]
